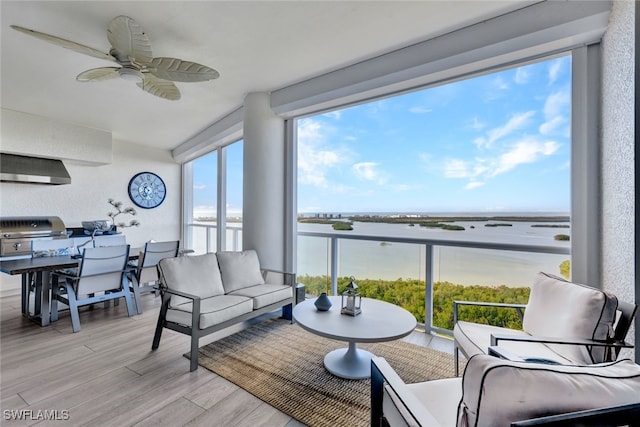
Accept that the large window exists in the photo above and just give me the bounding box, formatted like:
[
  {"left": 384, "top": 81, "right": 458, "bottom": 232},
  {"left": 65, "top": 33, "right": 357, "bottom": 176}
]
[
  {"left": 296, "top": 55, "right": 572, "bottom": 329},
  {"left": 184, "top": 140, "right": 243, "bottom": 254}
]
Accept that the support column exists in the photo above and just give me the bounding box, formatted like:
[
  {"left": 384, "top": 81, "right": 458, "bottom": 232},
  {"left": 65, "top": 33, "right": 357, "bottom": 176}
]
[{"left": 242, "top": 93, "right": 285, "bottom": 270}]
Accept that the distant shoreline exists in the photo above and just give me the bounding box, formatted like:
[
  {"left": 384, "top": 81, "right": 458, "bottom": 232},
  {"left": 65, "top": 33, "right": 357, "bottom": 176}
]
[
  {"left": 195, "top": 214, "right": 571, "bottom": 224},
  {"left": 297, "top": 214, "right": 570, "bottom": 226}
]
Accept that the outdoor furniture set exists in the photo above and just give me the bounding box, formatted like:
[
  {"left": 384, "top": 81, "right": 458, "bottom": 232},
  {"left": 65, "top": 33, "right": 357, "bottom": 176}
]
[{"left": 371, "top": 271, "right": 640, "bottom": 426}]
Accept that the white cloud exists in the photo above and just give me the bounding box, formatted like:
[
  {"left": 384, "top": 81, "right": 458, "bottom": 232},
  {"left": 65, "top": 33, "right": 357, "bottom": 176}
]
[
  {"left": 543, "top": 90, "right": 570, "bottom": 117},
  {"left": 539, "top": 116, "right": 565, "bottom": 135},
  {"left": 491, "top": 139, "right": 560, "bottom": 176},
  {"left": 548, "top": 58, "right": 564, "bottom": 84},
  {"left": 193, "top": 205, "right": 216, "bottom": 218},
  {"left": 539, "top": 90, "right": 570, "bottom": 136},
  {"left": 352, "top": 162, "right": 388, "bottom": 184},
  {"left": 476, "top": 111, "right": 536, "bottom": 148},
  {"left": 465, "top": 181, "right": 485, "bottom": 190},
  {"left": 445, "top": 137, "right": 560, "bottom": 190},
  {"left": 514, "top": 67, "right": 531, "bottom": 84},
  {"left": 193, "top": 184, "right": 207, "bottom": 191},
  {"left": 493, "top": 76, "right": 509, "bottom": 90},
  {"left": 322, "top": 111, "right": 341, "bottom": 120},
  {"left": 471, "top": 117, "right": 485, "bottom": 131},
  {"left": 297, "top": 118, "right": 346, "bottom": 188},
  {"left": 409, "top": 106, "right": 432, "bottom": 114},
  {"left": 444, "top": 159, "right": 471, "bottom": 178},
  {"left": 390, "top": 184, "right": 412, "bottom": 191}
]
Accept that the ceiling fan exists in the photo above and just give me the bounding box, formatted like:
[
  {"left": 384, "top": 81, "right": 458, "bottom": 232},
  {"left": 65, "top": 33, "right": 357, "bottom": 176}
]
[{"left": 11, "top": 15, "right": 219, "bottom": 101}]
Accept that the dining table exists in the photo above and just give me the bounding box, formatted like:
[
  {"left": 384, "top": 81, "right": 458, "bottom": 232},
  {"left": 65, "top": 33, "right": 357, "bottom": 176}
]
[{"left": 0, "top": 251, "right": 140, "bottom": 327}]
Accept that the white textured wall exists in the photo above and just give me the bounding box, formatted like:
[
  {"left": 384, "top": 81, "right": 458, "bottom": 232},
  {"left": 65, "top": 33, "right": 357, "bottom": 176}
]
[
  {"left": 0, "top": 132, "right": 181, "bottom": 295},
  {"left": 1, "top": 109, "right": 112, "bottom": 164},
  {"left": 601, "top": 0, "right": 635, "bottom": 355}
]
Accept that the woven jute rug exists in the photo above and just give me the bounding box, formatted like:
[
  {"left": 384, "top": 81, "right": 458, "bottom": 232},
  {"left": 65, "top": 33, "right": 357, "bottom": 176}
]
[{"left": 195, "top": 318, "right": 456, "bottom": 427}]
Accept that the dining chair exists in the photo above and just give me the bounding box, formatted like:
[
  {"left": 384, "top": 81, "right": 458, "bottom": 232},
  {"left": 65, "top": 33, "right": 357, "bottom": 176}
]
[
  {"left": 129, "top": 240, "right": 179, "bottom": 314},
  {"left": 27, "top": 238, "right": 75, "bottom": 316},
  {"left": 51, "top": 245, "right": 136, "bottom": 332},
  {"left": 93, "top": 234, "right": 126, "bottom": 247}
]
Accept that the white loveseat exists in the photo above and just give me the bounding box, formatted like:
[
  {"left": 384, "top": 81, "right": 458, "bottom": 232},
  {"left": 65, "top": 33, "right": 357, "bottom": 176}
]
[
  {"left": 371, "top": 354, "right": 640, "bottom": 427},
  {"left": 151, "top": 250, "right": 296, "bottom": 371},
  {"left": 453, "top": 272, "right": 636, "bottom": 375}
]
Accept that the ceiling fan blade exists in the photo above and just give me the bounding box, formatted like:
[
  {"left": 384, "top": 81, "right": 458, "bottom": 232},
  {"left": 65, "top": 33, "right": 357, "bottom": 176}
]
[
  {"left": 11, "top": 25, "right": 115, "bottom": 62},
  {"left": 149, "top": 57, "right": 220, "bottom": 82},
  {"left": 76, "top": 67, "right": 120, "bottom": 82},
  {"left": 138, "top": 73, "right": 181, "bottom": 101},
  {"left": 107, "top": 16, "right": 153, "bottom": 65}
]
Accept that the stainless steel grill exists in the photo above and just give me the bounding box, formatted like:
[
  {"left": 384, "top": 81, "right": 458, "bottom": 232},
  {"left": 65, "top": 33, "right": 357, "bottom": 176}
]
[{"left": 0, "top": 216, "right": 67, "bottom": 257}]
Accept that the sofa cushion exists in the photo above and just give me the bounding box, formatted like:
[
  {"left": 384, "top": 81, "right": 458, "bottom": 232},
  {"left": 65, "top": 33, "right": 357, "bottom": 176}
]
[
  {"left": 453, "top": 321, "right": 574, "bottom": 364},
  {"left": 216, "top": 250, "right": 265, "bottom": 293},
  {"left": 459, "top": 355, "right": 640, "bottom": 427},
  {"left": 158, "top": 253, "right": 225, "bottom": 306},
  {"left": 523, "top": 272, "right": 618, "bottom": 363},
  {"left": 229, "top": 284, "right": 292, "bottom": 309},
  {"left": 166, "top": 295, "right": 253, "bottom": 329}
]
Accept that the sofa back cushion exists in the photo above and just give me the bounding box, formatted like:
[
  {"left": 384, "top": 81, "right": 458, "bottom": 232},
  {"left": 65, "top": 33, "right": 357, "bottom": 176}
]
[
  {"left": 522, "top": 272, "right": 618, "bottom": 363},
  {"left": 158, "top": 253, "right": 225, "bottom": 306},
  {"left": 458, "top": 354, "right": 640, "bottom": 427},
  {"left": 216, "top": 250, "right": 265, "bottom": 293}
]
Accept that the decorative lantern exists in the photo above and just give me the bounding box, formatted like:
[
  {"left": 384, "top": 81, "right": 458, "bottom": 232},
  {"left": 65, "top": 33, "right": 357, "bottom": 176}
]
[{"left": 341, "top": 276, "right": 362, "bottom": 316}]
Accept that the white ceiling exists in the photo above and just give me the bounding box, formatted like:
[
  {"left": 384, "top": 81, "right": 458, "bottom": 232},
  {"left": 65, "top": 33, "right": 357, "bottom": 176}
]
[{"left": 1, "top": 1, "right": 534, "bottom": 151}]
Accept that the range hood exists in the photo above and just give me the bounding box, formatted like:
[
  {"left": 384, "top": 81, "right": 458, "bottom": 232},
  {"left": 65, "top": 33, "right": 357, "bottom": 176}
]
[{"left": 0, "top": 153, "right": 71, "bottom": 185}]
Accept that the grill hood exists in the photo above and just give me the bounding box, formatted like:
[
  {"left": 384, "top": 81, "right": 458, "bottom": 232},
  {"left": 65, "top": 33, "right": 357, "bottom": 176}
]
[{"left": 0, "top": 153, "right": 71, "bottom": 185}]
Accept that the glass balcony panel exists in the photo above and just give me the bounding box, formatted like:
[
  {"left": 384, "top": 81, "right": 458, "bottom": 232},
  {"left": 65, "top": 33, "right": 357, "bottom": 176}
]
[
  {"left": 337, "top": 239, "right": 426, "bottom": 323},
  {"left": 432, "top": 246, "right": 570, "bottom": 331},
  {"left": 189, "top": 224, "right": 210, "bottom": 255},
  {"left": 225, "top": 226, "right": 243, "bottom": 251},
  {"left": 297, "top": 235, "right": 330, "bottom": 297}
]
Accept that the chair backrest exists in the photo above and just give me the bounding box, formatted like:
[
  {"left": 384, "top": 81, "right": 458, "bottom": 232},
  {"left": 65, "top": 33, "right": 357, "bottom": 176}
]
[
  {"left": 76, "top": 245, "right": 130, "bottom": 295},
  {"left": 610, "top": 300, "right": 638, "bottom": 359},
  {"left": 459, "top": 354, "right": 640, "bottom": 427},
  {"left": 157, "top": 253, "right": 225, "bottom": 306},
  {"left": 522, "top": 272, "right": 619, "bottom": 363},
  {"left": 137, "top": 240, "right": 180, "bottom": 284},
  {"left": 93, "top": 234, "right": 126, "bottom": 247},
  {"left": 31, "top": 238, "right": 74, "bottom": 257}
]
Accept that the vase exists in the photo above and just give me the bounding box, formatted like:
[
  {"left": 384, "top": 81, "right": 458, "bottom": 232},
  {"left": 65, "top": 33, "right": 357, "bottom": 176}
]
[{"left": 314, "top": 292, "right": 332, "bottom": 311}]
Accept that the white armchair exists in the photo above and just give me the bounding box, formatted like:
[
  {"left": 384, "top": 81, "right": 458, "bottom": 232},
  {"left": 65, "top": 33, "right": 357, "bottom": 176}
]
[
  {"left": 453, "top": 272, "right": 637, "bottom": 375},
  {"left": 371, "top": 354, "right": 640, "bottom": 427}
]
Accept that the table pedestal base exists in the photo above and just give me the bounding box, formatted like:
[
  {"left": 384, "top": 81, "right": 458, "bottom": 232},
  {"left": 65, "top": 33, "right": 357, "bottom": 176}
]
[{"left": 324, "top": 341, "right": 374, "bottom": 379}]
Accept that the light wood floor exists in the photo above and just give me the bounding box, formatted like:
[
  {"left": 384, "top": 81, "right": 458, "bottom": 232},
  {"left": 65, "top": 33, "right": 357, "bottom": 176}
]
[{"left": 0, "top": 292, "right": 453, "bottom": 426}]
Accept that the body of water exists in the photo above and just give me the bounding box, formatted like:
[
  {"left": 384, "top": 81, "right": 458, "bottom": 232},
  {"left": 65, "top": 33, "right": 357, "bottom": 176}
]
[
  {"left": 297, "top": 219, "right": 570, "bottom": 287},
  {"left": 190, "top": 216, "right": 571, "bottom": 288}
]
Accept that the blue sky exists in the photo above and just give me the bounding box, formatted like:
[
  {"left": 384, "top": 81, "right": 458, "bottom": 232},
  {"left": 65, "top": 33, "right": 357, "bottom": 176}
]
[
  {"left": 297, "top": 54, "right": 571, "bottom": 214},
  {"left": 194, "top": 54, "right": 571, "bottom": 218}
]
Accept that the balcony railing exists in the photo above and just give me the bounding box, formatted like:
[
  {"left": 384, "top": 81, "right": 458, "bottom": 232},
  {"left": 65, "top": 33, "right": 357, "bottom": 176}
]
[{"left": 187, "top": 222, "right": 570, "bottom": 336}]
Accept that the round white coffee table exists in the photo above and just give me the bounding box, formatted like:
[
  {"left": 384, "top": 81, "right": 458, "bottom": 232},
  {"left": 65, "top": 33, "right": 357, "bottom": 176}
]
[{"left": 292, "top": 296, "right": 416, "bottom": 379}]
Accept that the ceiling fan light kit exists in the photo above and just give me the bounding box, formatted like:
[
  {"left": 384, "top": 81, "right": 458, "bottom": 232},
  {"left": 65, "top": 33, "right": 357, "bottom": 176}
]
[
  {"left": 11, "top": 15, "right": 219, "bottom": 100},
  {"left": 118, "top": 67, "right": 144, "bottom": 83}
]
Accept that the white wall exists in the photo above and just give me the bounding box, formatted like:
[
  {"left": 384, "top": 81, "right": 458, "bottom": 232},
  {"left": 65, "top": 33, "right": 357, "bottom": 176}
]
[
  {"left": 1, "top": 120, "right": 182, "bottom": 295},
  {"left": 601, "top": 0, "right": 635, "bottom": 354}
]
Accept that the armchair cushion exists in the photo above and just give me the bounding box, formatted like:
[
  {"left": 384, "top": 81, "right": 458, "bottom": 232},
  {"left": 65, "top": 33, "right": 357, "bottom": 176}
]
[
  {"left": 455, "top": 321, "right": 573, "bottom": 364},
  {"left": 460, "top": 355, "right": 640, "bottom": 427},
  {"left": 158, "top": 253, "right": 225, "bottom": 306},
  {"left": 522, "top": 272, "right": 618, "bottom": 363},
  {"left": 216, "top": 250, "right": 265, "bottom": 293}
]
